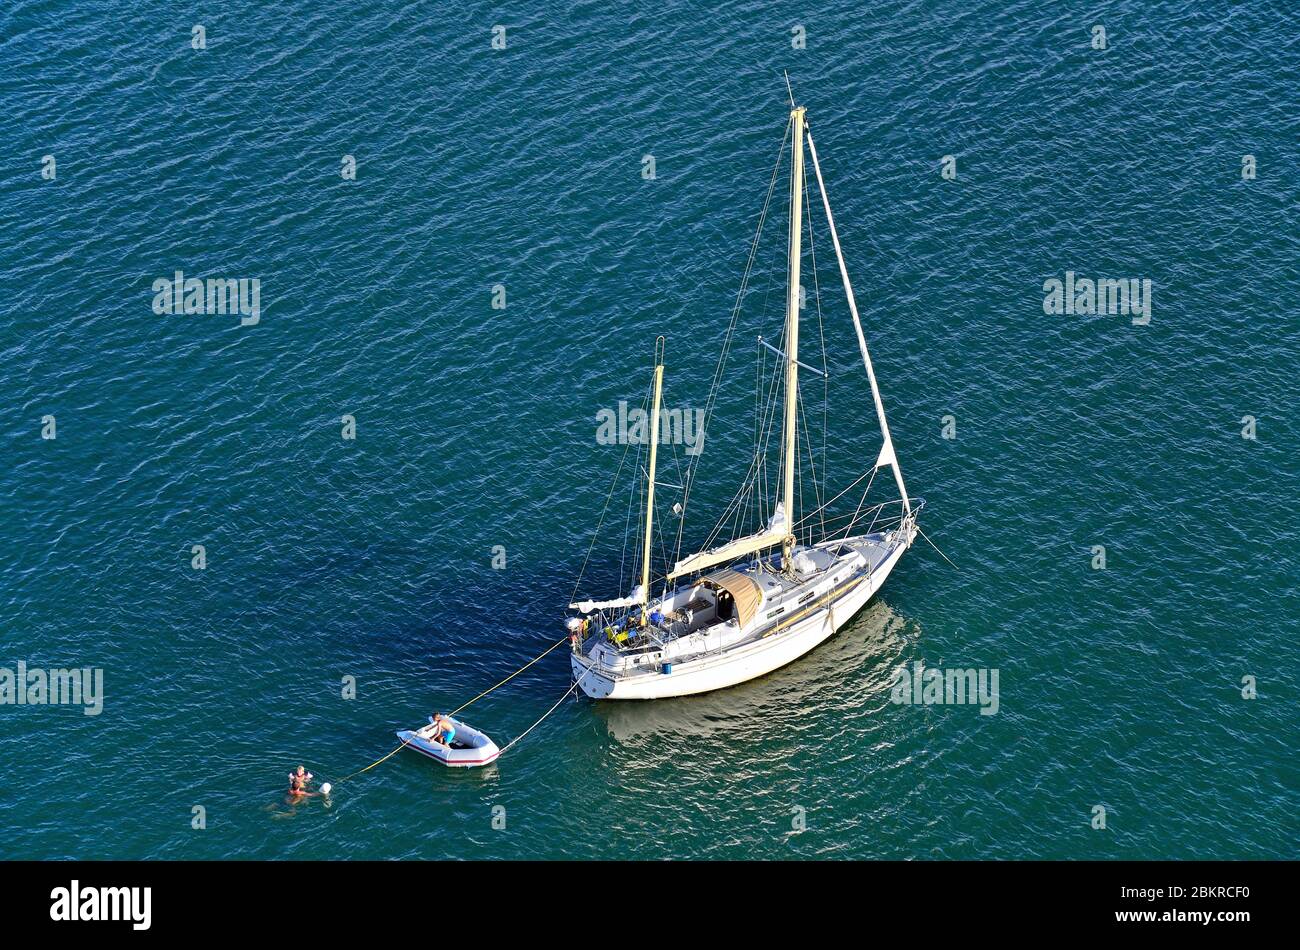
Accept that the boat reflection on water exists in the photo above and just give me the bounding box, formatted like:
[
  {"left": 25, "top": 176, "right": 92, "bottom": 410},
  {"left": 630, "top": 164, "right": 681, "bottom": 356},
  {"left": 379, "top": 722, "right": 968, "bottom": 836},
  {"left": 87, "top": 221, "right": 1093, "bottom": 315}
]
[{"left": 590, "top": 599, "right": 917, "bottom": 746}]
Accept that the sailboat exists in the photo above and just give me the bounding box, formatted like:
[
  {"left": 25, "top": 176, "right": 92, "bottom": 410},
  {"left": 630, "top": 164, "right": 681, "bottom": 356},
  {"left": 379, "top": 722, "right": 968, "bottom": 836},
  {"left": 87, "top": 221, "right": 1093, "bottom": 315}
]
[{"left": 567, "top": 98, "right": 923, "bottom": 700}]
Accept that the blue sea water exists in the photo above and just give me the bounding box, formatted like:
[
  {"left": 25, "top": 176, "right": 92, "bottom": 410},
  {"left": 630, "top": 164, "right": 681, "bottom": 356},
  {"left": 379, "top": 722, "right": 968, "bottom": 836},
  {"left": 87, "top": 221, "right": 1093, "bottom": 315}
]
[{"left": 0, "top": 0, "right": 1296, "bottom": 859}]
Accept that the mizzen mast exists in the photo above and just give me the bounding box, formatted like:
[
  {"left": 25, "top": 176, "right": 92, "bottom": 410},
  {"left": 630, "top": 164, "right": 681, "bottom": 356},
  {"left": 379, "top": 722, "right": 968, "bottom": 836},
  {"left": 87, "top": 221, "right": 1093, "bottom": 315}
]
[{"left": 638, "top": 337, "right": 666, "bottom": 624}]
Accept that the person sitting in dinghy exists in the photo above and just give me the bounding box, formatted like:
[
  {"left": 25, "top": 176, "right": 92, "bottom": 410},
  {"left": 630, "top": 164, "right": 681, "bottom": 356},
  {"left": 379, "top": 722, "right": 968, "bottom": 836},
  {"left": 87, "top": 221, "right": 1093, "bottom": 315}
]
[{"left": 431, "top": 713, "right": 456, "bottom": 749}]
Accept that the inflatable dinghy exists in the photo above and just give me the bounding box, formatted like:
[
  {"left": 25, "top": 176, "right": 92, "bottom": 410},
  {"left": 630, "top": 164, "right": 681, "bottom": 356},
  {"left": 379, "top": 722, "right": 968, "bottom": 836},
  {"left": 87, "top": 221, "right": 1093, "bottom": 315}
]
[{"left": 397, "top": 716, "right": 500, "bottom": 768}]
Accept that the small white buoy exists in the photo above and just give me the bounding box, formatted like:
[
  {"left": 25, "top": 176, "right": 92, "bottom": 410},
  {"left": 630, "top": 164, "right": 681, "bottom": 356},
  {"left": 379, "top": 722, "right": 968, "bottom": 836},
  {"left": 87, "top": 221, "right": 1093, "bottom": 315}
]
[{"left": 320, "top": 782, "right": 332, "bottom": 795}]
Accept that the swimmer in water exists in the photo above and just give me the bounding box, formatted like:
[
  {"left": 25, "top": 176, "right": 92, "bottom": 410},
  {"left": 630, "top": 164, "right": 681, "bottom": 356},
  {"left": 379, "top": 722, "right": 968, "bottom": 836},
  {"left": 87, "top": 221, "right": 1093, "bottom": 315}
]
[{"left": 288, "top": 765, "right": 314, "bottom": 796}]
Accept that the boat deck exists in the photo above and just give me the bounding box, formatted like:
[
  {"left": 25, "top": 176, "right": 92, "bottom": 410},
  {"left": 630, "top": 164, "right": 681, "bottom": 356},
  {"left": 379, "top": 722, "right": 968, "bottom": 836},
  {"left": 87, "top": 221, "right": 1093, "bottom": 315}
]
[{"left": 589, "top": 532, "right": 901, "bottom": 659}]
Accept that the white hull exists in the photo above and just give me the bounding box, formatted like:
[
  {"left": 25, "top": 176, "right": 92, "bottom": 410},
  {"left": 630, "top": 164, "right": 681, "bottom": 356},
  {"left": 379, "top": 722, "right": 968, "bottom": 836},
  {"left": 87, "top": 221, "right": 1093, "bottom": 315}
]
[{"left": 572, "top": 534, "right": 909, "bottom": 700}]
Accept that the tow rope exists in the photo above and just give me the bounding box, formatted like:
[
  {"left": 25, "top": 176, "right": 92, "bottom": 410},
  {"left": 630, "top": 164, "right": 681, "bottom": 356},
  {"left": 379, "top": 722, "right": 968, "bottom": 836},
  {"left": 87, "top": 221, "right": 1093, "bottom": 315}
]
[{"left": 318, "top": 634, "right": 574, "bottom": 790}]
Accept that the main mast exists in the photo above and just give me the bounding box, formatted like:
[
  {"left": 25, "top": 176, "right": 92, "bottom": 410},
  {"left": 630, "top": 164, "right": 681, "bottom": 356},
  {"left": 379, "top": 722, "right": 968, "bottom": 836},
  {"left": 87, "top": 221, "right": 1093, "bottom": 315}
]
[
  {"left": 663, "top": 105, "right": 820, "bottom": 582},
  {"left": 781, "top": 106, "right": 806, "bottom": 569}
]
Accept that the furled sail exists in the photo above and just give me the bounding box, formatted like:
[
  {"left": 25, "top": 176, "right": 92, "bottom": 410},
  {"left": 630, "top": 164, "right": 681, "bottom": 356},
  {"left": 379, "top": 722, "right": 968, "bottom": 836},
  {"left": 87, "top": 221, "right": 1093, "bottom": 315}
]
[
  {"left": 806, "top": 129, "right": 911, "bottom": 516},
  {"left": 570, "top": 585, "right": 646, "bottom": 614},
  {"left": 667, "top": 504, "right": 788, "bottom": 579},
  {"left": 875, "top": 439, "right": 897, "bottom": 471}
]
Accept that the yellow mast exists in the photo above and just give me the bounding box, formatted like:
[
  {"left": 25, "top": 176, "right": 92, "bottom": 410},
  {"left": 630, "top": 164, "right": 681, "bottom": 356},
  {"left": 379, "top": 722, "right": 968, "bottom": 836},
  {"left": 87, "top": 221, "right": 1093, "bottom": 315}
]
[
  {"left": 639, "top": 338, "right": 665, "bottom": 622},
  {"left": 781, "top": 106, "right": 806, "bottom": 570}
]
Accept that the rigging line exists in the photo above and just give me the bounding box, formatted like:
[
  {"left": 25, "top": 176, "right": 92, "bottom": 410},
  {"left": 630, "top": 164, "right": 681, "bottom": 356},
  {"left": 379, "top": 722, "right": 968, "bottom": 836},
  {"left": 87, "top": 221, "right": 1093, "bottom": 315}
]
[
  {"left": 730, "top": 348, "right": 783, "bottom": 546},
  {"left": 619, "top": 455, "right": 634, "bottom": 587},
  {"left": 754, "top": 337, "right": 762, "bottom": 534},
  {"left": 916, "top": 524, "right": 959, "bottom": 571},
  {"left": 658, "top": 375, "right": 689, "bottom": 517},
  {"left": 809, "top": 497, "right": 906, "bottom": 522},
  {"left": 330, "top": 634, "right": 571, "bottom": 785},
  {"left": 716, "top": 436, "right": 758, "bottom": 545},
  {"left": 619, "top": 377, "right": 654, "bottom": 593},
  {"left": 796, "top": 378, "right": 824, "bottom": 543},
  {"left": 702, "top": 448, "right": 753, "bottom": 550},
  {"left": 835, "top": 466, "right": 878, "bottom": 542},
  {"left": 756, "top": 333, "right": 772, "bottom": 531},
  {"left": 701, "top": 452, "right": 757, "bottom": 552},
  {"left": 751, "top": 337, "right": 786, "bottom": 498},
  {"left": 668, "top": 432, "right": 688, "bottom": 495},
  {"left": 676, "top": 140, "right": 785, "bottom": 559},
  {"left": 754, "top": 305, "right": 795, "bottom": 535},
  {"left": 652, "top": 449, "right": 677, "bottom": 591},
  {"left": 750, "top": 317, "right": 763, "bottom": 538},
  {"left": 811, "top": 506, "right": 897, "bottom": 530},
  {"left": 864, "top": 494, "right": 886, "bottom": 536},
  {"left": 670, "top": 408, "right": 688, "bottom": 510},
  {"left": 803, "top": 157, "right": 830, "bottom": 531},
  {"left": 701, "top": 334, "right": 784, "bottom": 550},
  {"left": 759, "top": 333, "right": 777, "bottom": 531},
  {"left": 758, "top": 331, "right": 784, "bottom": 526},
  {"left": 577, "top": 363, "right": 653, "bottom": 602},
  {"left": 677, "top": 153, "right": 783, "bottom": 557},
  {"left": 791, "top": 463, "right": 876, "bottom": 529},
  {"left": 699, "top": 330, "right": 781, "bottom": 551},
  {"left": 570, "top": 413, "right": 638, "bottom": 605},
  {"left": 673, "top": 116, "right": 792, "bottom": 563},
  {"left": 757, "top": 305, "right": 791, "bottom": 515}
]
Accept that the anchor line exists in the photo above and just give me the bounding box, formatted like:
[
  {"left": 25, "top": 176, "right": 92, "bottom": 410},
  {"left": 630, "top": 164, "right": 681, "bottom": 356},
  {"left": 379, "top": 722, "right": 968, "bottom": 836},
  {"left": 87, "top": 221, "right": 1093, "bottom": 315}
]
[
  {"left": 500, "top": 667, "right": 592, "bottom": 754},
  {"left": 448, "top": 633, "right": 570, "bottom": 716},
  {"left": 916, "top": 524, "right": 959, "bottom": 571},
  {"left": 332, "top": 736, "right": 414, "bottom": 785}
]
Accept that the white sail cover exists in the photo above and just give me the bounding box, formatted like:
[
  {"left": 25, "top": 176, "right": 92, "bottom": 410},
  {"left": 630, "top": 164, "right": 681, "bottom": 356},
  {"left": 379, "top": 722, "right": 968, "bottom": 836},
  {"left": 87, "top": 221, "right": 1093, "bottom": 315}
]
[
  {"left": 570, "top": 585, "right": 646, "bottom": 614},
  {"left": 668, "top": 504, "right": 789, "bottom": 579}
]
